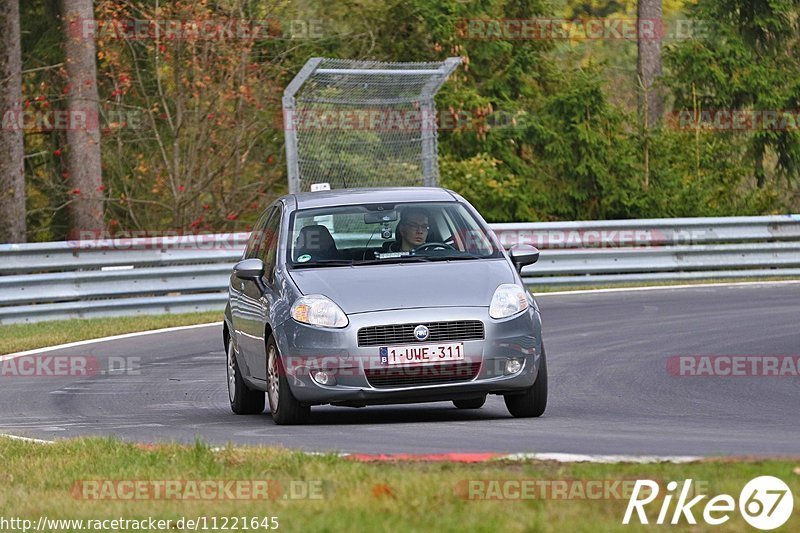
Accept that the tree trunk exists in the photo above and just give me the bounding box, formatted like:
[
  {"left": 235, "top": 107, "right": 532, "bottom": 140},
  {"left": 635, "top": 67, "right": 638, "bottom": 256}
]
[
  {"left": 754, "top": 140, "right": 767, "bottom": 188},
  {"left": 61, "top": 0, "right": 104, "bottom": 237},
  {"left": 637, "top": 0, "right": 664, "bottom": 130},
  {"left": 0, "top": 0, "right": 26, "bottom": 243}
]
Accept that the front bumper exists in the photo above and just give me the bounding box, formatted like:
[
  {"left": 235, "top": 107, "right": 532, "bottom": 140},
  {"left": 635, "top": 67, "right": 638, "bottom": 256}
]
[{"left": 272, "top": 306, "right": 543, "bottom": 406}]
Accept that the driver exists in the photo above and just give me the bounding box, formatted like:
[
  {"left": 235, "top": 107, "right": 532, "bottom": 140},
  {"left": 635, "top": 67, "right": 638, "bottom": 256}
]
[{"left": 390, "top": 209, "right": 430, "bottom": 252}]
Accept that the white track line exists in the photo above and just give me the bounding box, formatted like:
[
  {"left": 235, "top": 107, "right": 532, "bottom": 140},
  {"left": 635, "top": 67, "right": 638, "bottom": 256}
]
[
  {"left": 0, "top": 321, "right": 222, "bottom": 361},
  {"left": 334, "top": 452, "right": 701, "bottom": 463},
  {"left": 500, "top": 452, "right": 700, "bottom": 463},
  {"left": 535, "top": 279, "right": 800, "bottom": 297},
  {"left": 2, "top": 436, "right": 700, "bottom": 463},
  {"left": 0, "top": 433, "right": 54, "bottom": 444}
]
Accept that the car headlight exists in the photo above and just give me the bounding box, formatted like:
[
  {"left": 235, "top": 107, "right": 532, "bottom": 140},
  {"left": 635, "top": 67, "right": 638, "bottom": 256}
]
[
  {"left": 489, "top": 284, "right": 529, "bottom": 319},
  {"left": 291, "top": 294, "right": 348, "bottom": 328}
]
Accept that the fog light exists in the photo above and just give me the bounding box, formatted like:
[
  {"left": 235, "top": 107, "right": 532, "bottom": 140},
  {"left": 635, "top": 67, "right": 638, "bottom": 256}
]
[
  {"left": 311, "top": 370, "right": 336, "bottom": 386},
  {"left": 504, "top": 358, "right": 523, "bottom": 375}
]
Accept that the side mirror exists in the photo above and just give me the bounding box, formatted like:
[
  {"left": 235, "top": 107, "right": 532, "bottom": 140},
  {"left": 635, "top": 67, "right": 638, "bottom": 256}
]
[
  {"left": 509, "top": 244, "right": 539, "bottom": 273},
  {"left": 233, "top": 258, "right": 268, "bottom": 294},
  {"left": 233, "top": 258, "right": 265, "bottom": 280}
]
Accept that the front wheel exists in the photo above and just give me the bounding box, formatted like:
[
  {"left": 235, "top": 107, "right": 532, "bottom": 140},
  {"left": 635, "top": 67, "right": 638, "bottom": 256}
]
[
  {"left": 266, "top": 335, "right": 310, "bottom": 425},
  {"left": 504, "top": 345, "right": 548, "bottom": 418},
  {"left": 226, "top": 337, "right": 265, "bottom": 414}
]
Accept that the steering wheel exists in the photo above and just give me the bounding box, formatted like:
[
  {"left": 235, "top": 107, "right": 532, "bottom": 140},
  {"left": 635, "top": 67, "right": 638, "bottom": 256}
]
[{"left": 414, "top": 242, "right": 455, "bottom": 252}]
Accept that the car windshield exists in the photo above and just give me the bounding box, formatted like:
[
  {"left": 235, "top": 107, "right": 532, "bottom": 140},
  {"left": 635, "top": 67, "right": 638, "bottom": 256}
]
[{"left": 288, "top": 202, "right": 503, "bottom": 267}]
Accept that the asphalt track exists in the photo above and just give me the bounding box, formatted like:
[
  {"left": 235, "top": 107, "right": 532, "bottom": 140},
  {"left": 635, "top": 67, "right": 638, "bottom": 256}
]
[{"left": 1, "top": 283, "right": 798, "bottom": 456}]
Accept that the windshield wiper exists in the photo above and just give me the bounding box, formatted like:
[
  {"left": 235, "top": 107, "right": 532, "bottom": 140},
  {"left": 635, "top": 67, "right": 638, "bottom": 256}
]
[
  {"left": 291, "top": 259, "right": 355, "bottom": 268},
  {"left": 354, "top": 256, "right": 433, "bottom": 265},
  {"left": 291, "top": 254, "right": 481, "bottom": 268},
  {"left": 423, "top": 253, "right": 482, "bottom": 261}
]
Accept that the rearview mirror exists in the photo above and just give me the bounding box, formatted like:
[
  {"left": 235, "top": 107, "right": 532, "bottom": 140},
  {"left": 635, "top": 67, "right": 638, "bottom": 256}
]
[
  {"left": 364, "top": 211, "right": 398, "bottom": 224},
  {"left": 509, "top": 245, "right": 539, "bottom": 273}
]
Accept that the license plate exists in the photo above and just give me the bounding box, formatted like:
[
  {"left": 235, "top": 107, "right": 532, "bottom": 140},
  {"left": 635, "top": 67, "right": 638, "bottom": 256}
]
[{"left": 379, "top": 343, "right": 465, "bottom": 366}]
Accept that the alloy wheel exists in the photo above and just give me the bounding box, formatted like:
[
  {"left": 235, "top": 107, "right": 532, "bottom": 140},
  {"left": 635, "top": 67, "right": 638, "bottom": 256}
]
[
  {"left": 226, "top": 339, "right": 236, "bottom": 404},
  {"left": 267, "top": 344, "right": 280, "bottom": 412}
]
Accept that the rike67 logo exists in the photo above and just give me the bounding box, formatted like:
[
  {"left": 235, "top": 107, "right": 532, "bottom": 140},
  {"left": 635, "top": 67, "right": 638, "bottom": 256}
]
[{"left": 623, "top": 476, "right": 794, "bottom": 530}]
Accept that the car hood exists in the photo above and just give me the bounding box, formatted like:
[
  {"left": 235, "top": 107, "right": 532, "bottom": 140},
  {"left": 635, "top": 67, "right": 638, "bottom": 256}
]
[{"left": 288, "top": 259, "right": 516, "bottom": 314}]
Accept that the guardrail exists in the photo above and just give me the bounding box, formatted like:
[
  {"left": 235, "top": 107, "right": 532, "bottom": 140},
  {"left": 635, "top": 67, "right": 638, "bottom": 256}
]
[{"left": 1, "top": 216, "right": 798, "bottom": 324}]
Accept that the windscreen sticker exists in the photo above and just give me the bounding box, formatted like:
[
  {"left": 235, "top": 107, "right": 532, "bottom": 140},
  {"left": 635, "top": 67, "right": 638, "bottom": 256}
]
[{"left": 297, "top": 254, "right": 312, "bottom": 263}]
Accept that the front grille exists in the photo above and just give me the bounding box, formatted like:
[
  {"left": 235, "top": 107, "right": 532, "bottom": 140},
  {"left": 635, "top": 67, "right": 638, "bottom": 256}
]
[
  {"left": 365, "top": 362, "right": 482, "bottom": 389},
  {"left": 358, "top": 320, "right": 484, "bottom": 347}
]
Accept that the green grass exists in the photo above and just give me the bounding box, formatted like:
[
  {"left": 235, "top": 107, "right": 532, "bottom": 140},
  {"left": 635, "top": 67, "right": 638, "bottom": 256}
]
[
  {"left": 529, "top": 276, "right": 800, "bottom": 293},
  {"left": 0, "top": 312, "right": 222, "bottom": 355},
  {"left": 0, "top": 437, "right": 797, "bottom": 532}
]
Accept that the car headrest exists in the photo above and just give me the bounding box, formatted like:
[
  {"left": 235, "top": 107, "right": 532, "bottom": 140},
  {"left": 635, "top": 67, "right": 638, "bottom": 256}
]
[{"left": 295, "top": 225, "right": 337, "bottom": 259}]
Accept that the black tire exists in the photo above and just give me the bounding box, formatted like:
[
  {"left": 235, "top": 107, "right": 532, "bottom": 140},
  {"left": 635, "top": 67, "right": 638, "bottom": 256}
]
[
  {"left": 226, "top": 337, "right": 265, "bottom": 415},
  {"left": 266, "top": 335, "right": 310, "bottom": 425},
  {"left": 504, "top": 345, "right": 548, "bottom": 418},
  {"left": 453, "top": 395, "right": 486, "bottom": 409}
]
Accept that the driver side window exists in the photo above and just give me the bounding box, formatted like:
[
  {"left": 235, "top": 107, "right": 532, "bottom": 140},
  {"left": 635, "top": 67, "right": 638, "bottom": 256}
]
[
  {"left": 259, "top": 205, "right": 282, "bottom": 282},
  {"left": 244, "top": 208, "right": 273, "bottom": 260}
]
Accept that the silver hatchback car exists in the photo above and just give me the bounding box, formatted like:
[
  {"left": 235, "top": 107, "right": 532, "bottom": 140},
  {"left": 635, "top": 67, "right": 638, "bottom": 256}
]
[{"left": 224, "top": 187, "right": 546, "bottom": 424}]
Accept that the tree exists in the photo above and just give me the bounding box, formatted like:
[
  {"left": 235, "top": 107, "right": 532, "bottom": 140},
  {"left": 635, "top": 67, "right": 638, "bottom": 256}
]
[
  {"left": 637, "top": 0, "right": 664, "bottom": 129},
  {"left": 0, "top": 0, "right": 26, "bottom": 243},
  {"left": 94, "top": 0, "right": 287, "bottom": 232},
  {"left": 61, "top": 0, "right": 103, "bottom": 236},
  {"left": 637, "top": 0, "right": 664, "bottom": 189},
  {"left": 665, "top": 0, "right": 800, "bottom": 189}
]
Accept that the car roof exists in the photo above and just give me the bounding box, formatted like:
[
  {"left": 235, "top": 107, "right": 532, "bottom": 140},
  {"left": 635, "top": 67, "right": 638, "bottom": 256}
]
[{"left": 289, "top": 187, "right": 457, "bottom": 210}]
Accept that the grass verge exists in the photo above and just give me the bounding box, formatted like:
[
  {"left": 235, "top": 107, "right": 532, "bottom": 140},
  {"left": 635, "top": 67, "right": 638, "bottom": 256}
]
[
  {"left": 0, "top": 311, "right": 221, "bottom": 355},
  {"left": 0, "top": 437, "right": 797, "bottom": 532},
  {"left": 528, "top": 276, "right": 800, "bottom": 293}
]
